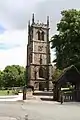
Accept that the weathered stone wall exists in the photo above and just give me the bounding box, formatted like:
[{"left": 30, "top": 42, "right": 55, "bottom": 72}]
[
  {"left": 49, "top": 65, "right": 53, "bottom": 80},
  {"left": 33, "top": 41, "right": 47, "bottom": 53},
  {"left": 27, "top": 17, "right": 53, "bottom": 90},
  {"left": 33, "top": 54, "right": 47, "bottom": 65},
  {"left": 27, "top": 42, "right": 33, "bottom": 65},
  {"left": 33, "top": 27, "right": 47, "bottom": 42}
]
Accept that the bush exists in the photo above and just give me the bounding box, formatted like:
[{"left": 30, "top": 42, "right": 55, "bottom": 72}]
[
  {"left": 12, "top": 89, "right": 18, "bottom": 95},
  {"left": 14, "top": 91, "right": 18, "bottom": 95}
]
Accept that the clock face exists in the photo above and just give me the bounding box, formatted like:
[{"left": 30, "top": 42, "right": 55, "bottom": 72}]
[{"left": 38, "top": 46, "right": 43, "bottom": 51}]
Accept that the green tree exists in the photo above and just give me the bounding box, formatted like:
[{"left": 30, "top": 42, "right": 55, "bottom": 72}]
[
  {"left": 3, "top": 65, "right": 26, "bottom": 87},
  {"left": 3, "top": 66, "right": 18, "bottom": 87},
  {"left": 53, "top": 69, "right": 62, "bottom": 81},
  {"left": 16, "top": 73, "right": 25, "bottom": 86},
  {"left": 0, "top": 71, "right": 4, "bottom": 87},
  {"left": 51, "top": 9, "right": 80, "bottom": 70}
]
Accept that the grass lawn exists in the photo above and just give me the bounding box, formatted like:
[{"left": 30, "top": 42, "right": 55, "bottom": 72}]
[{"left": 0, "top": 90, "right": 13, "bottom": 96}]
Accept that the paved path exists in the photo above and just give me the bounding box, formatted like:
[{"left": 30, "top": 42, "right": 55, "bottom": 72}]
[
  {"left": 0, "top": 93, "right": 23, "bottom": 101},
  {"left": 0, "top": 101, "right": 80, "bottom": 120},
  {"left": 0, "top": 117, "right": 16, "bottom": 120},
  {"left": 23, "top": 101, "right": 80, "bottom": 120},
  {"left": 0, "top": 94, "right": 80, "bottom": 120}
]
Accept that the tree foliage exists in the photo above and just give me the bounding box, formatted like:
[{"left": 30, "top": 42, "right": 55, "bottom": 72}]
[
  {"left": 51, "top": 9, "right": 80, "bottom": 70},
  {"left": 53, "top": 69, "right": 62, "bottom": 81},
  {"left": 0, "top": 71, "right": 4, "bottom": 87},
  {"left": 0, "top": 65, "right": 27, "bottom": 88}
]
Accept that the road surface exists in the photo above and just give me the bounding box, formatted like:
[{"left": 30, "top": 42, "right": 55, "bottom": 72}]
[{"left": 0, "top": 101, "right": 80, "bottom": 120}]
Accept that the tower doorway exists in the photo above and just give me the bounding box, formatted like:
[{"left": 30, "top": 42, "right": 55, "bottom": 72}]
[{"left": 39, "top": 82, "right": 45, "bottom": 91}]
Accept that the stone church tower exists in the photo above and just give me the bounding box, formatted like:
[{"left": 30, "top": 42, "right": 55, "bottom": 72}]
[{"left": 27, "top": 14, "right": 52, "bottom": 90}]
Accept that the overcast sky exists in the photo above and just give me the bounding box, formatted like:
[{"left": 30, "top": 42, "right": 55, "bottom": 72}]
[{"left": 0, "top": 0, "right": 80, "bottom": 70}]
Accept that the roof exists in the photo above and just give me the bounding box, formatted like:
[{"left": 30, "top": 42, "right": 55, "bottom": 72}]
[{"left": 55, "top": 65, "right": 80, "bottom": 85}]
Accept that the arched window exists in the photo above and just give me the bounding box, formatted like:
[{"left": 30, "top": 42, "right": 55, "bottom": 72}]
[
  {"left": 38, "top": 31, "right": 40, "bottom": 40},
  {"left": 34, "top": 70, "right": 37, "bottom": 80},
  {"left": 39, "top": 67, "right": 44, "bottom": 78},
  {"left": 39, "top": 55, "right": 42, "bottom": 64},
  {"left": 37, "top": 30, "right": 44, "bottom": 41},
  {"left": 41, "top": 31, "right": 44, "bottom": 41}
]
